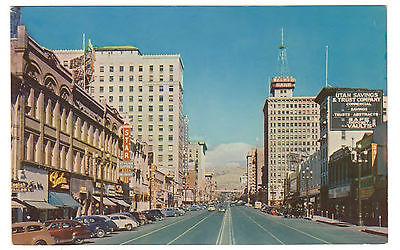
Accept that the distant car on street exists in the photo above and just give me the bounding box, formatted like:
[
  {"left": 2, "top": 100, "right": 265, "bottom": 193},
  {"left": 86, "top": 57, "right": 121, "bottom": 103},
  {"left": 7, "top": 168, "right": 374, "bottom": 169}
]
[
  {"left": 190, "top": 205, "right": 201, "bottom": 211},
  {"left": 163, "top": 208, "right": 177, "bottom": 217},
  {"left": 12, "top": 221, "right": 57, "bottom": 245},
  {"left": 44, "top": 219, "right": 92, "bottom": 244},
  {"left": 208, "top": 205, "right": 216, "bottom": 211},
  {"left": 174, "top": 208, "right": 186, "bottom": 216},
  {"left": 108, "top": 214, "right": 139, "bottom": 231}
]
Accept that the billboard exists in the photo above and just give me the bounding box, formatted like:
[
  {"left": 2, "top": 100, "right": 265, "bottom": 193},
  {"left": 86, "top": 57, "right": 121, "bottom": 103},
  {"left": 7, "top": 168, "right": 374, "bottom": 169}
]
[
  {"left": 123, "top": 126, "right": 131, "bottom": 161},
  {"left": 330, "top": 89, "right": 383, "bottom": 131}
]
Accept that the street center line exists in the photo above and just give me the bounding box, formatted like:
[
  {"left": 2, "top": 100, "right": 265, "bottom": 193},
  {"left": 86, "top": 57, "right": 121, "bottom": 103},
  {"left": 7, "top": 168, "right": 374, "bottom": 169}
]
[
  {"left": 249, "top": 208, "right": 331, "bottom": 244},
  {"left": 240, "top": 209, "right": 285, "bottom": 245},
  {"left": 167, "top": 212, "right": 214, "bottom": 245},
  {"left": 216, "top": 212, "right": 226, "bottom": 244},
  {"left": 120, "top": 212, "right": 205, "bottom": 245}
]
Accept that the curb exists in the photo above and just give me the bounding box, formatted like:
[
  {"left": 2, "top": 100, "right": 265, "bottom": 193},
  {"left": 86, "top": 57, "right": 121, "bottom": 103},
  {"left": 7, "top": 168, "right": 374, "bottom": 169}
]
[{"left": 362, "top": 229, "right": 388, "bottom": 237}]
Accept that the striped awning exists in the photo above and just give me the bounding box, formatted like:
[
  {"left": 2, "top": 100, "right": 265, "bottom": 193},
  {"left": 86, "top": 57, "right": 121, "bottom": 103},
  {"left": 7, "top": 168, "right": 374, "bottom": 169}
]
[
  {"left": 48, "top": 192, "right": 81, "bottom": 209},
  {"left": 109, "top": 197, "right": 131, "bottom": 207},
  {"left": 93, "top": 196, "right": 117, "bottom": 206},
  {"left": 11, "top": 200, "right": 26, "bottom": 209}
]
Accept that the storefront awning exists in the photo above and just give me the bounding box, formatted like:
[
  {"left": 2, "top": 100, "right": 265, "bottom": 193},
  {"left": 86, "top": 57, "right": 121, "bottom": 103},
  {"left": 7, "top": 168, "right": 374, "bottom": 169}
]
[
  {"left": 12, "top": 200, "right": 26, "bottom": 209},
  {"left": 93, "top": 196, "right": 117, "bottom": 206},
  {"left": 49, "top": 192, "right": 81, "bottom": 209},
  {"left": 109, "top": 197, "right": 131, "bottom": 207},
  {"left": 24, "top": 200, "right": 58, "bottom": 210}
]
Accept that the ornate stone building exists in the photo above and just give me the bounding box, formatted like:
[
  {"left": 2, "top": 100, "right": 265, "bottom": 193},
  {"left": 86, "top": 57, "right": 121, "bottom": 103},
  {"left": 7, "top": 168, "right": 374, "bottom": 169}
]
[{"left": 11, "top": 25, "right": 126, "bottom": 220}]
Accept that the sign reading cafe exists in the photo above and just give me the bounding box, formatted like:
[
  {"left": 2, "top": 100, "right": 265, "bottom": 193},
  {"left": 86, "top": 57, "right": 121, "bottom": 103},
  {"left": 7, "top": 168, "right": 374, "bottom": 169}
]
[
  {"left": 330, "top": 89, "right": 383, "bottom": 131},
  {"left": 48, "top": 170, "right": 70, "bottom": 192}
]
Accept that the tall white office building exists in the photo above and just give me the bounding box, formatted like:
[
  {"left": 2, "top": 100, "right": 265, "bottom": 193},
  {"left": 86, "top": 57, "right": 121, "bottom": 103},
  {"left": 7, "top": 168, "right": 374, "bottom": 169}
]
[{"left": 54, "top": 46, "right": 185, "bottom": 185}]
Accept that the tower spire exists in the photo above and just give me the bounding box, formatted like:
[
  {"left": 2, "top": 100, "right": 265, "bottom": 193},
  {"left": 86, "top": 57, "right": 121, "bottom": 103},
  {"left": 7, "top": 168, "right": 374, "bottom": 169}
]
[{"left": 277, "top": 27, "right": 290, "bottom": 77}]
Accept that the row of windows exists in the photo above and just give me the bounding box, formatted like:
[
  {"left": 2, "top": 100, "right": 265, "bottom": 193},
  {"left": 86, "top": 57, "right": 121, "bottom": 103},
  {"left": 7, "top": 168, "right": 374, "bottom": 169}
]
[
  {"left": 269, "top": 109, "right": 319, "bottom": 115},
  {"left": 270, "top": 122, "right": 319, "bottom": 127},
  {"left": 99, "top": 94, "right": 175, "bottom": 104},
  {"left": 114, "top": 104, "right": 175, "bottom": 113},
  {"left": 128, "top": 114, "right": 174, "bottom": 122},
  {"left": 269, "top": 103, "right": 318, "bottom": 109},
  {"left": 269, "top": 115, "right": 319, "bottom": 121},
  {"left": 100, "top": 64, "right": 174, "bottom": 73},
  {"left": 99, "top": 74, "right": 174, "bottom": 83},
  {"left": 100, "top": 85, "right": 175, "bottom": 93},
  {"left": 270, "top": 134, "right": 318, "bottom": 140}
]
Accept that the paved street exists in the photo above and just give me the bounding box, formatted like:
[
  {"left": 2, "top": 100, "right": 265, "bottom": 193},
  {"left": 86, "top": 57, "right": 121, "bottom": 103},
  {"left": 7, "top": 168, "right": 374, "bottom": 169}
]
[{"left": 87, "top": 206, "right": 387, "bottom": 245}]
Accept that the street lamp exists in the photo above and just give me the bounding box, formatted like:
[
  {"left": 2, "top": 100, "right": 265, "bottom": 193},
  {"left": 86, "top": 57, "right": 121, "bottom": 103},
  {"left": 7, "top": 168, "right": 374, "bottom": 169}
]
[
  {"left": 351, "top": 144, "right": 368, "bottom": 226},
  {"left": 301, "top": 166, "right": 313, "bottom": 218}
]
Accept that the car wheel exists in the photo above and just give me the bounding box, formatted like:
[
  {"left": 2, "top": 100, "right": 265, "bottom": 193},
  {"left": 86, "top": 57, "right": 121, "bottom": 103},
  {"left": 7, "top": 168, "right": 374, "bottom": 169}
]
[
  {"left": 74, "top": 238, "right": 83, "bottom": 244},
  {"left": 126, "top": 224, "right": 133, "bottom": 231},
  {"left": 34, "top": 240, "right": 47, "bottom": 245},
  {"left": 96, "top": 229, "right": 106, "bottom": 238}
]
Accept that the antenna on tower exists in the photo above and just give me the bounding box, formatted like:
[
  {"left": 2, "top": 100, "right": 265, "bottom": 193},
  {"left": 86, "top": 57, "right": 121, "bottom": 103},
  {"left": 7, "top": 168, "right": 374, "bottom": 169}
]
[
  {"left": 325, "top": 45, "right": 329, "bottom": 87},
  {"left": 277, "top": 27, "right": 289, "bottom": 77}
]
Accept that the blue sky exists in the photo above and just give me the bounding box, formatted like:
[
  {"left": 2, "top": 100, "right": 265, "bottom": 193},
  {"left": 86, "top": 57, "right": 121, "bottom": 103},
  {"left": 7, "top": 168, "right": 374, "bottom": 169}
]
[{"left": 21, "top": 6, "right": 387, "bottom": 153}]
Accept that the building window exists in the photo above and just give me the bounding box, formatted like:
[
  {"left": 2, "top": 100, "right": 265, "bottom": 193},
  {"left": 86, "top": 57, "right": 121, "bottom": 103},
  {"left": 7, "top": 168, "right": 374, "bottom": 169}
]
[
  {"left": 129, "top": 96, "right": 134, "bottom": 102},
  {"left": 169, "top": 75, "right": 173, "bottom": 82},
  {"left": 109, "top": 76, "right": 114, "bottom": 82},
  {"left": 148, "top": 114, "right": 153, "bottom": 122},
  {"left": 169, "top": 105, "right": 173, "bottom": 111},
  {"left": 119, "top": 86, "right": 124, "bottom": 92},
  {"left": 138, "top": 95, "right": 143, "bottom": 102},
  {"left": 99, "top": 76, "right": 104, "bottom": 82},
  {"left": 129, "top": 65, "right": 134, "bottom": 72},
  {"left": 119, "top": 96, "right": 123, "bottom": 102},
  {"left": 158, "top": 145, "right": 163, "bottom": 151},
  {"left": 168, "top": 115, "right": 173, "bottom": 121},
  {"left": 158, "top": 155, "right": 163, "bottom": 162},
  {"left": 159, "top": 75, "right": 164, "bottom": 82},
  {"left": 139, "top": 86, "right": 143, "bottom": 92},
  {"left": 168, "top": 155, "right": 173, "bottom": 162},
  {"left": 159, "top": 125, "right": 164, "bottom": 132},
  {"left": 138, "top": 115, "right": 142, "bottom": 122},
  {"left": 159, "top": 105, "right": 163, "bottom": 111},
  {"left": 168, "top": 145, "right": 173, "bottom": 151},
  {"left": 139, "top": 75, "right": 143, "bottom": 82},
  {"left": 148, "top": 125, "right": 153, "bottom": 132},
  {"left": 168, "top": 135, "right": 173, "bottom": 141},
  {"left": 149, "top": 105, "right": 153, "bottom": 112},
  {"left": 139, "top": 65, "right": 143, "bottom": 72},
  {"left": 109, "top": 86, "right": 114, "bottom": 92},
  {"left": 119, "top": 65, "right": 124, "bottom": 72},
  {"left": 159, "top": 86, "right": 164, "bottom": 92},
  {"left": 149, "top": 75, "right": 154, "bottom": 82},
  {"left": 129, "top": 86, "right": 134, "bottom": 92},
  {"left": 119, "top": 76, "right": 124, "bottom": 82},
  {"left": 159, "top": 95, "right": 164, "bottom": 102},
  {"left": 149, "top": 95, "right": 154, "bottom": 102},
  {"left": 169, "top": 86, "right": 174, "bottom": 92},
  {"left": 109, "top": 96, "right": 113, "bottom": 102},
  {"left": 109, "top": 66, "right": 114, "bottom": 72},
  {"left": 168, "top": 124, "right": 173, "bottom": 132},
  {"left": 169, "top": 65, "right": 173, "bottom": 72},
  {"left": 99, "top": 86, "right": 104, "bottom": 93},
  {"left": 168, "top": 95, "right": 173, "bottom": 102},
  {"left": 148, "top": 135, "right": 153, "bottom": 142},
  {"left": 149, "top": 65, "right": 154, "bottom": 72},
  {"left": 159, "top": 135, "right": 163, "bottom": 142},
  {"left": 159, "top": 115, "right": 164, "bottom": 122},
  {"left": 138, "top": 124, "right": 142, "bottom": 132},
  {"left": 138, "top": 106, "right": 142, "bottom": 112},
  {"left": 129, "top": 75, "right": 134, "bottom": 82},
  {"left": 119, "top": 106, "right": 123, "bottom": 112},
  {"left": 129, "top": 106, "right": 134, "bottom": 112},
  {"left": 159, "top": 65, "right": 164, "bottom": 72},
  {"left": 149, "top": 86, "right": 153, "bottom": 92},
  {"left": 100, "top": 66, "right": 104, "bottom": 72}
]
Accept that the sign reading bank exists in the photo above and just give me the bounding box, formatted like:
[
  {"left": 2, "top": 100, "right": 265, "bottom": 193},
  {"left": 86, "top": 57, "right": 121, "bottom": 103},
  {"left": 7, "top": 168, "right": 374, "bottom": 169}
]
[{"left": 330, "top": 89, "right": 383, "bottom": 131}]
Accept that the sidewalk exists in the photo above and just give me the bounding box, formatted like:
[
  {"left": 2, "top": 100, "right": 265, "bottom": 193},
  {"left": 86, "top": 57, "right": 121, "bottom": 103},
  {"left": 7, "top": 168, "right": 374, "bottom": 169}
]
[{"left": 311, "top": 216, "right": 388, "bottom": 236}]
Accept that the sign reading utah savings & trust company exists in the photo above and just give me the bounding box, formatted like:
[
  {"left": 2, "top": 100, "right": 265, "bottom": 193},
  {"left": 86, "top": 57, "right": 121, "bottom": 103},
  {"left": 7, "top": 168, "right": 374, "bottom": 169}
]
[
  {"left": 330, "top": 90, "right": 383, "bottom": 131},
  {"left": 48, "top": 170, "right": 71, "bottom": 192}
]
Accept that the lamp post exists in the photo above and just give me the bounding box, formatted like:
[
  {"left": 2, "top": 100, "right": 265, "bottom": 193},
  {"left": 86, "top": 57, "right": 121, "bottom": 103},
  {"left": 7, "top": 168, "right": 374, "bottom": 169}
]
[
  {"left": 351, "top": 144, "right": 368, "bottom": 226},
  {"left": 301, "top": 166, "right": 313, "bottom": 218}
]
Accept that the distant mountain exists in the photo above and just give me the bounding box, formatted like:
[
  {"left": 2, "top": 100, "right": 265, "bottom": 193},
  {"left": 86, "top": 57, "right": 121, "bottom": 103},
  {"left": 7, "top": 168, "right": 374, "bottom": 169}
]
[{"left": 206, "top": 165, "right": 246, "bottom": 191}]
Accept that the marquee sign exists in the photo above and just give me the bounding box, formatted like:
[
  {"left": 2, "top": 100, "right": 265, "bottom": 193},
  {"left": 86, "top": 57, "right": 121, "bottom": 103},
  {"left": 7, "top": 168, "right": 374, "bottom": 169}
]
[
  {"left": 48, "top": 170, "right": 70, "bottom": 192},
  {"left": 123, "top": 126, "right": 131, "bottom": 161},
  {"left": 330, "top": 90, "right": 383, "bottom": 131}
]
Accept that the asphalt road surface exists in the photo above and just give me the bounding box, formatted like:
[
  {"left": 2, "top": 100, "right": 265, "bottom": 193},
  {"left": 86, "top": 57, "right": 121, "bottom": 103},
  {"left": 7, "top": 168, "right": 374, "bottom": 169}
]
[{"left": 87, "top": 206, "right": 387, "bottom": 245}]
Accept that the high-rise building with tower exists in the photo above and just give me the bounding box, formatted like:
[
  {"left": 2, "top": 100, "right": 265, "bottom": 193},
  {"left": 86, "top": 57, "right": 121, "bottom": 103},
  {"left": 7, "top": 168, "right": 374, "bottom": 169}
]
[{"left": 263, "top": 30, "right": 320, "bottom": 206}]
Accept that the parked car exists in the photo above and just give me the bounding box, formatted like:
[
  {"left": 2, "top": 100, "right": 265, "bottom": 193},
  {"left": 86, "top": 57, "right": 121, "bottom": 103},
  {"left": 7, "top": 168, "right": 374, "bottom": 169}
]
[
  {"left": 74, "top": 216, "right": 112, "bottom": 238},
  {"left": 108, "top": 214, "right": 139, "bottom": 231},
  {"left": 208, "top": 205, "right": 216, "bottom": 212},
  {"left": 12, "top": 221, "right": 56, "bottom": 245},
  {"left": 163, "top": 208, "right": 177, "bottom": 217},
  {"left": 93, "top": 215, "right": 118, "bottom": 232},
  {"left": 144, "top": 209, "right": 164, "bottom": 221},
  {"left": 190, "top": 205, "right": 201, "bottom": 211},
  {"left": 138, "top": 212, "right": 150, "bottom": 224},
  {"left": 44, "top": 219, "right": 91, "bottom": 244},
  {"left": 174, "top": 208, "right": 186, "bottom": 216},
  {"left": 113, "top": 212, "right": 141, "bottom": 226}
]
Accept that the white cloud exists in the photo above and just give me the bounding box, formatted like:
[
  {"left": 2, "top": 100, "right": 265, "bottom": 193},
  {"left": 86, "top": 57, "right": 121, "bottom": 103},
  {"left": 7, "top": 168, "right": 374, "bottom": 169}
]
[{"left": 205, "top": 142, "right": 254, "bottom": 169}]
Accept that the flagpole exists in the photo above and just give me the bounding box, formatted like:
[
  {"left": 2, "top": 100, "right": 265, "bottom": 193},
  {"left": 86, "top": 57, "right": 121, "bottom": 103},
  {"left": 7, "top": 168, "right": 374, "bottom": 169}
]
[{"left": 83, "top": 33, "right": 86, "bottom": 89}]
